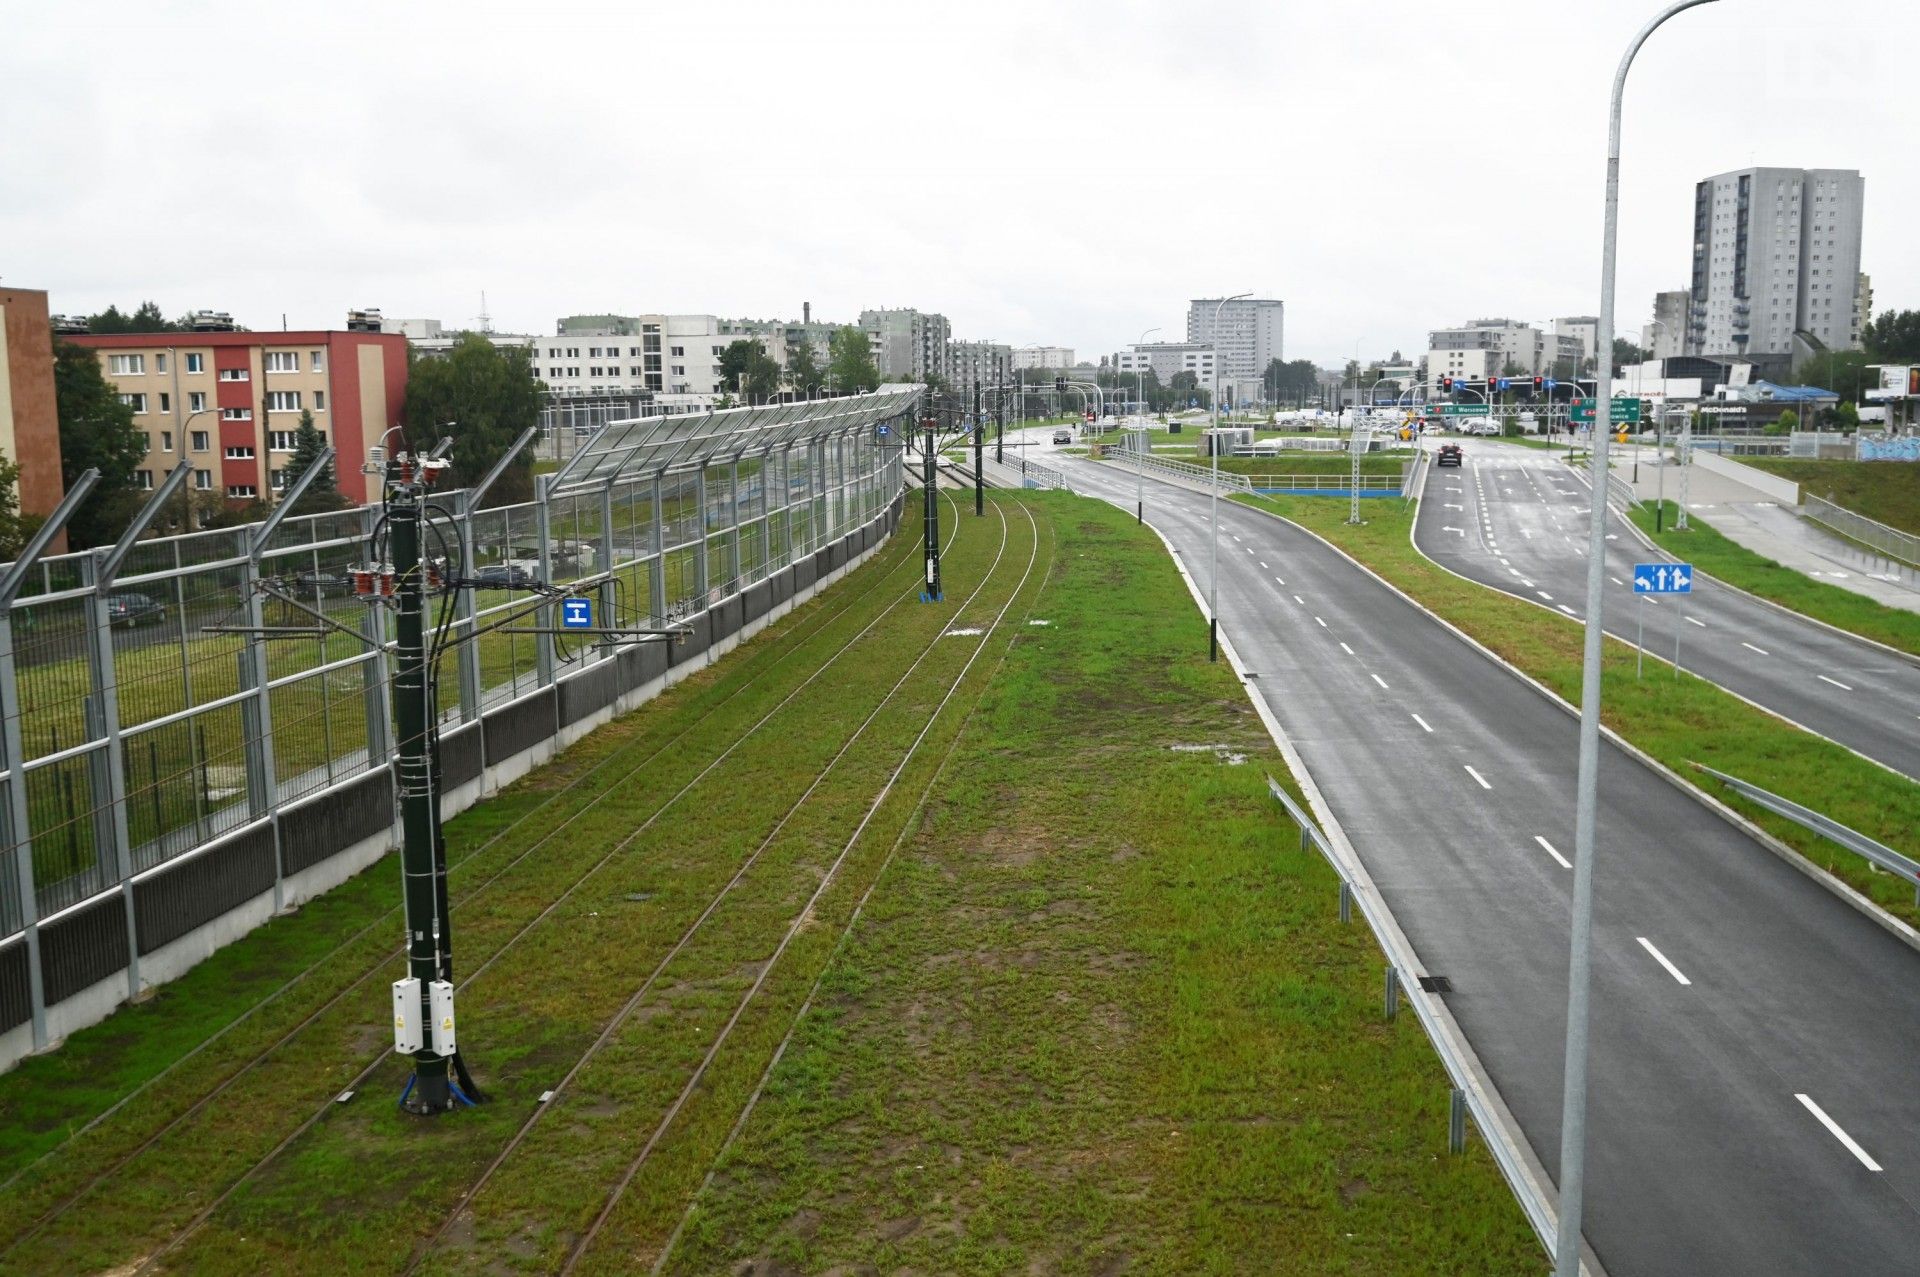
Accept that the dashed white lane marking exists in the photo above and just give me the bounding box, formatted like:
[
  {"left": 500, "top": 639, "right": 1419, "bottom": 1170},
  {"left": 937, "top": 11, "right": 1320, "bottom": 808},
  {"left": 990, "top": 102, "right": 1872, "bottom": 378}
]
[
  {"left": 1741, "top": 641, "right": 1770, "bottom": 656},
  {"left": 1370, "top": 673, "right": 1389, "bottom": 689},
  {"left": 1536, "top": 590, "right": 1553, "bottom": 601},
  {"left": 1274, "top": 576, "right": 1285, "bottom": 585},
  {"left": 1558, "top": 605, "right": 1578, "bottom": 616},
  {"left": 1293, "top": 594, "right": 1304, "bottom": 605},
  {"left": 1534, "top": 835, "right": 1571, "bottom": 869},
  {"left": 1314, "top": 616, "right": 1327, "bottom": 628},
  {"left": 1412, "top": 713, "right": 1433, "bottom": 733},
  {"left": 1795, "top": 1094, "right": 1882, "bottom": 1172},
  {"left": 1259, "top": 561, "right": 1269, "bottom": 569},
  {"left": 1339, "top": 641, "right": 1354, "bottom": 655},
  {"left": 1247, "top": 547, "right": 1256, "bottom": 554},
  {"left": 1610, "top": 576, "right": 1624, "bottom": 586},
  {"left": 1817, "top": 674, "right": 1853, "bottom": 691},
  {"left": 1233, "top": 534, "right": 1242, "bottom": 542},
  {"left": 1686, "top": 616, "right": 1706, "bottom": 628},
  {"left": 1464, "top": 765, "right": 1492, "bottom": 790},
  {"left": 1636, "top": 937, "right": 1692, "bottom": 986}
]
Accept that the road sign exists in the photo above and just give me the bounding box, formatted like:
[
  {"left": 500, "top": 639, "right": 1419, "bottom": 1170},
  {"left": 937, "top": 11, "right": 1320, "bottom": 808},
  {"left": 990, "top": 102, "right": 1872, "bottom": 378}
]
[
  {"left": 1571, "top": 399, "right": 1643, "bottom": 425},
  {"left": 1440, "top": 404, "right": 1491, "bottom": 417},
  {"left": 1497, "top": 378, "right": 1511, "bottom": 391},
  {"left": 1632, "top": 563, "right": 1692, "bottom": 595},
  {"left": 876, "top": 424, "right": 891, "bottom": 437},
  {"left": 561, "top": 597, "right": 592, "bottom": 628},
  {"left": 1544, "top": 377, "right": 1557, "bottom": 391}
]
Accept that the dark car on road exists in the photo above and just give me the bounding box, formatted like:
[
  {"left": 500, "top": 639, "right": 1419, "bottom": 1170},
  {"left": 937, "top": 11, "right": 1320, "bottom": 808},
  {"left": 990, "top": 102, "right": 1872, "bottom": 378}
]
[
  {"left": 294, "top": 567, "right": 354, "bottom": 597},
  {"left": 107, "top": 592, "right": 167, "bottom": 628},
  {"left": 1051, "top": 429, "right": 1073, "bottom": 444},
  {"left": 473, "top": 563, "right": 540, "bottom": 591},
  {"left": 1437, "top": 443, "right": 1463, "bottom": 467}
]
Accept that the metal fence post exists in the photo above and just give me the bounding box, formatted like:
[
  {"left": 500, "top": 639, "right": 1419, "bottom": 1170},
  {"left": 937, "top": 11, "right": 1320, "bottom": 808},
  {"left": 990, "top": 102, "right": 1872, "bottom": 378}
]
[
  {"left": 727, "top": 460, "right": 743, "bottom": 590},
  {"left": 80, "top": 553, "right": 141, "bottom": 999},
  {"left": 1338, "top": 880, "right": 1352, "bottom": 925},
  {"left": 693, "top": 468, "right": 711, "bottom": 605},
  {"left": 1384, "top": 964, "right": 1400, "bottom": 1021},
  {"left": 453, "top": 492, "right": 481, "bottom": 720},
  {"left": 598, "top": 480, "right": 617, "bottom": 658},
  {"left": 533, "top": 474, "right": 556, "bottom": 687},
  {"left": 1450, "top": 1087, "right": 1468, "bottom": 1154},
  {"left": 649, "top": 475, "right": 667, "bottom": 622},
  {"left": 235, "top": 554, "right": 283, "bottom": 911}
]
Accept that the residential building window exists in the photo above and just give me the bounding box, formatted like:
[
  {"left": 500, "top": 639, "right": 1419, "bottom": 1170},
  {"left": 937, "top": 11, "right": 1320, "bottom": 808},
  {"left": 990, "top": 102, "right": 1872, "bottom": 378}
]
[
  {"left": 161, "top": 431, "right": 174, "bottom": 452},
  {"left": 270, "top": 470, "right": 288, "bottom": 492},
  {"left": 228, "top": 484, "right": 257, "bottom": 499},
  {"left": 312, "top": 390, "right": 326, "bottom": 411},
  {"left": 158, "top": 392, "right": 171, "bottom": 412},
  {"left": 119, "top": 392, "right": 149, "bottom": 413},
  {"left": 266, "top": 390, "right": 301, "bottom": 412},
  {"left": 191, "top": 430, "right": 210, "bottom": 451},
  {"left": 222, "top": 407, "right": 252, "bottom": 421},
  {"left": 137, "top": 470, "right": 154, "bottom": 490},
  {"left": 109, "top": 354, "right": 145, "bottom": 375},
  {"left": 265, "top": 351, "right": 299, "bottom": 373},
  {"left": 566, "top": 347, "right": 579, "bottom": 357},
  {"left": 138, "top": 431, "right": 152, "bottom": 451},
  {"left": 154, "top": 353, "right": 168, "bottom": 374},
  {"left": 629, "top": 366, "right": 642, "bottom": 377},
  {"left": 225, "top": 445, "right": 256, "bottom": 460},
  {"left": 671, "top": 364, "right": 685, "bottom": 376},
  {"left": 218, "top": 368, "right": 248, "bottom": 382},
  {"left": 194, "top": 469, "right": 212, "bottom": 489},
  {"left": 310, "top": 350, "right": 323, "bottom": 371},
  {"left": 185, "top": 353, "right": 204, "bottom": 374},
  {"left": 269, "top": 431, "right": 297, "bottom": 452},
  {"left": 671, "top": 346, "right": 685, "bottom": 357},
  {"left": 589, "top": 347, "right": 603, "bottom": 357},
  {"left": 189, "top": 391, "right": 207, "bottom": 412}
]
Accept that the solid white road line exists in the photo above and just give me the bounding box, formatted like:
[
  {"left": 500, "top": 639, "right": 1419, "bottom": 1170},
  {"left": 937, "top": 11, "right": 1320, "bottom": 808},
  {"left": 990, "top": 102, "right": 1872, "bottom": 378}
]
[
  {"left": 1795, "top": 1094, "right": 1883, "bottom": 1172},
  {"left": 1636, "top": 937, "right": 1692, "bottom": 986},
  {"left": 1371, "top": 673, "right": 1389, "bottom": 689},
  {"left": 1686, "top": 616, "right": 1706, "bottom": 628},
  {"left": 1741, "top": 642, "right": 1770, "bottom": 655},
  {"left": 1412, "top": 713, "right": 1433, "bottom": 733},
  {"left": 1534, "top": 835, "right": 1571, "bottom": 869},
  {"left": 1464, "top": 765, "right": 1492, "bottom": 790},
  {"left": 1339, "top": 641, "right": 1354, "bottom": 655},
  {"left": 1817, "top": 674, "right": 1854, "bottom": 691}
]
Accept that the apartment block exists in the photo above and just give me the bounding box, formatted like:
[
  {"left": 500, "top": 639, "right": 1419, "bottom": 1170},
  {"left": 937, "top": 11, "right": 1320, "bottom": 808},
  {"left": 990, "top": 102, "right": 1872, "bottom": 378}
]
[
  {"left": 71, "top": 327, "right": 408, "bottom": 505},
  {"left": 1186, "top": 298, "right": 1283, "bottom": 400},
  {"left": 0, "top": 287, "right": 66, "bottom": 519},
  {"left": 860, "top": 308, "right": 950, "bottom": 384},
  {"left": 1114, "top": 342, "right": 1216, "bottom": 385},
  {"left": 947, "top": 340, "right": 1012, "bottom": 395},
  {"left": 1010, "top": 346, "right": 1074, "bottom": 371}
]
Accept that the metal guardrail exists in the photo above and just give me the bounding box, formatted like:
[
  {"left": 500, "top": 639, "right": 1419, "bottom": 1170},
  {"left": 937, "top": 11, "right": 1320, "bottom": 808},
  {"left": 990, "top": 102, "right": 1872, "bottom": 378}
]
[
  {"left": 1604, "top": 472, "right": 1643, "bottom": 511},
  {"left": 1264, "top": 775, "right": 1560, "bottom": 1256},
  {"left": 1114, "top": 451, "right": 1252, "bottom": 493},
  {"left": 1013, "top": 457, "right": 1071, "bottom": 491},
  {"left": 1241, "top": 474, "right": 1399, "bottom": 492},
  {"left": 1803, "top": 494, "right": 1920, "bottom": 572},
  {"left": 1693, "top": 764, "right": 1920, "bottom": 905}
]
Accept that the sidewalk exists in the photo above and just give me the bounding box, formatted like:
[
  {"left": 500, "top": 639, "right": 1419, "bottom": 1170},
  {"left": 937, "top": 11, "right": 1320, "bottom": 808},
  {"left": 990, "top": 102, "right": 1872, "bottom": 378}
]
[{"left": 1621, "top": 448, "right": 1920, "bottom": 616}]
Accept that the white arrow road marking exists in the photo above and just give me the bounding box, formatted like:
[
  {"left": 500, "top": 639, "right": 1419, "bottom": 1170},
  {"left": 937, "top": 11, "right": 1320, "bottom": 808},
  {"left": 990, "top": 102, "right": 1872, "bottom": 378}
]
[
  {"left": 1817, "top": 675, "right": 1853, "bottom": 690},
  {"left": 1636, "top": 937, "right": 1692, "bottom": 986},
  {"left": 1464, "top": 765, "right": 1492, "bottom": 790},
  {"left": 1741, "top": 642, "right": 1769, "bottom": 656},
  {"left": 1412, "top": 713, "right": 1433, "bottom": 733},
  {"left": 1795, "top": 1094, "right": 1882, "bottom": 1172},
  {"left": 1444, "top": 502, "right": 1465, "bottom": 509},
  {"left": 1534, "top": 836, "right": 1571, "bottom": 869},
  {"left": 1441, "top": 526, "right": 1466, "bottom": 534}
]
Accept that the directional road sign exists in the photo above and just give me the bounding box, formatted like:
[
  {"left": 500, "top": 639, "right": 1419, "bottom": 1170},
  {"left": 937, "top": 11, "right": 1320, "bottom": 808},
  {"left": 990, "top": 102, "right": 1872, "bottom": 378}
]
[
  {"left": 876, "top": 424, "right": 891, "bottom": 437},
  {"left": 561, "top": 597, "right": 592, "bottom": 628},
  {"left": 1572, "top": 399, "right": 1644, "bottom": 425},
  {"left": 1632, "top": 562, "right": 1692, "bottom": 594},
  {"left": 1440, "top": 404, "right": 1492, "bottom": 417}
]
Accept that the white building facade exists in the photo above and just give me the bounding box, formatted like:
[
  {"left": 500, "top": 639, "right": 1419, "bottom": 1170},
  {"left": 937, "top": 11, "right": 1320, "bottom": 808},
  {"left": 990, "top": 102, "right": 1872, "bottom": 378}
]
[
  {"left": 1115, "top": 342, "right": 1216, "bottom": 385},
  {"left": 1186, "top": 297, "right": 1283, "bottom": 400},
  {"left": 1010, "top": 346, "right": 1074, "bottom": 370}
]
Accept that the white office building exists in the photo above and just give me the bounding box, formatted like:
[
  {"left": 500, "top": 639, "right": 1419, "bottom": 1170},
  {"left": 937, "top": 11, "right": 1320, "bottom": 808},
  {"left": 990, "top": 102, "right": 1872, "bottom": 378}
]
[
  {"left": 1187, "top": 297, "right": 1283, "bottom": 401},
  {"left": 1011, "top": 346, "right": 1074, "bottom": 370},
  {"left": 1115, "top": 342, "right": 1216, "bottom": 385},
  {"left": 1552, "top": 316, "right": 1599, "bottom": 367},
  {"left": 1687, "top": 166, "right": 1865, "bottom": 357}
]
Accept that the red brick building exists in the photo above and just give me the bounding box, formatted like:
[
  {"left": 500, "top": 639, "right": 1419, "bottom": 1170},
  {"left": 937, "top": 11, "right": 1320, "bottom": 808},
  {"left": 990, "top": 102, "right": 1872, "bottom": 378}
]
[
  {"left": 69, "top": 328, "right": 408, "bottom": 506},
  {"left": 0, "top": 287, "right": 67, "bottom": 519}
]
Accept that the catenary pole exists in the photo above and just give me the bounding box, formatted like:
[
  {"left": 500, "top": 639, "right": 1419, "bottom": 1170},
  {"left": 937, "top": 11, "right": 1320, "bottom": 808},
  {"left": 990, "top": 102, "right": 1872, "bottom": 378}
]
[
  {"left": 973, "top": 379, "right": 984, "bottom": 515},
  {"left": 1209, "top": 291, "right": 1250, "bottom": 662},
  {"left": 1556, "top": 4, "right": 1719, "bottom": 1273}
]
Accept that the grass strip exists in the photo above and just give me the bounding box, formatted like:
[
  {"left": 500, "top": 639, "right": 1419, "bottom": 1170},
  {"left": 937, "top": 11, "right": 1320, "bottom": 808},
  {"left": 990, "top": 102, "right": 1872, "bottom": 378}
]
[
  {"left": 1742, "top": 458, "right": 1920, "bottom": 535},
  {"left": 1231, "top": 490, "right": 1920, "bottom": 929},
  {"left": 654, "top": 495, "right": 1538, "bottom": 1275},
  {"left": 1628, "top": 499, "right": 1920, "bottom": 657}
]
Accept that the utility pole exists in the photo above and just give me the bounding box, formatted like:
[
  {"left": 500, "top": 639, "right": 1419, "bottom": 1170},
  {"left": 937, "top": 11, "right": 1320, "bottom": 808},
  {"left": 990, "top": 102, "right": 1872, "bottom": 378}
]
[
  {"left": 994, "top": 380, "right": 1004, "bottom": 465},
  {"left": 921, "top": 401, "right": 942, "bottom": 602},
  {"left": 973, "top": 379, "right": 984, "bottom": 516}
]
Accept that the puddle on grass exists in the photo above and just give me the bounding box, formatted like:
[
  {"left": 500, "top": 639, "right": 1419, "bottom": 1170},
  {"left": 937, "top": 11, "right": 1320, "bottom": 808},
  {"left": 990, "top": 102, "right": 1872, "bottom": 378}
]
[
  {"left": 1168, "top": 743, "right": 1248, "bottom": 766},
  {"left": 944, "top": 627, "right": 986, "bottom": 637}
]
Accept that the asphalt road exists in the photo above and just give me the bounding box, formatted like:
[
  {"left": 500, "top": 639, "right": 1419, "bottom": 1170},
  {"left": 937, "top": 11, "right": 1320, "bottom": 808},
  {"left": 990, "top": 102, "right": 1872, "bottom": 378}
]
[
  {"left": 1414, "top": 438, "right": 1920, "bottom": 780},
  {"left": 1060, "top": 453, "right": 1920, "bottom": 1277}
]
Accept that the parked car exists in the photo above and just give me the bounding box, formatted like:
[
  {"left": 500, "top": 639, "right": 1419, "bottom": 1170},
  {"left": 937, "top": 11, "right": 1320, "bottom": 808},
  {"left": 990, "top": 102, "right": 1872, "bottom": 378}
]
[
  {"left": 107, "top": 592, "right": 167, "bottom": 628},
  {"left": 1051, "top": 429, "right": 1073, "bottom": 444},
  {"left": 473, "top": 563, "right": 540, "bottom": 590},
  {"left": 1436, "top": 443, "right": 1463, "bottom": 467},
  {"left": 294, "top": 567, "right": 354, "bottom": 597}
]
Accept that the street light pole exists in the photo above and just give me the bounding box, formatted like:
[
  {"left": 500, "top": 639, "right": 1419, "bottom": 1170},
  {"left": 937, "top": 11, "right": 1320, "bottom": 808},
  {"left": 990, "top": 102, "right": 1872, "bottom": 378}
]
[
  {"left": 1556, "top": 7, "right": 1719, "bottom": 1277},
  {"left": 1136, "top": 326, "right": 1160, "bottom": 424},
  {"left": 1209, "top": 292, "right": 1251, "bottom": 663}
]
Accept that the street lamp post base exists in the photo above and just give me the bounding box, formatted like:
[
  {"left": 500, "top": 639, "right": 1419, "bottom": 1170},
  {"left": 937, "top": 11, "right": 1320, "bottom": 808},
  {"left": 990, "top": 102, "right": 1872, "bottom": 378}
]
[{"left": 1208, "top": 616, "right": 1218, "bottom": 662}]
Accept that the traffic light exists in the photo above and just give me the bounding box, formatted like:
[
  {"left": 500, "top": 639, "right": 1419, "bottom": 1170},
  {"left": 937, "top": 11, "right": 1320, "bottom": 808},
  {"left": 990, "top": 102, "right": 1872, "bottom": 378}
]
[
  {"left": 1054, "top": 376, "right": 1067, "bottom": 395},
  {"left": 1533, "top": 376, "right": 1543, "bottom": 391},
  {"left": 1440, "top": 376, "right": 1453, "bottom": 393}
]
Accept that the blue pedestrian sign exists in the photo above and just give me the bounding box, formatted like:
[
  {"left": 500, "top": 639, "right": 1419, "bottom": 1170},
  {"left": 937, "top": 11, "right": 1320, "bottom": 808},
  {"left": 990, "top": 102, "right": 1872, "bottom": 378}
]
[
  {"left": 561, "top": 597, "right": 592, "bottom": 628},
  {"left": 1633, "top": 563, "right": 1692, "bottom": 594}
]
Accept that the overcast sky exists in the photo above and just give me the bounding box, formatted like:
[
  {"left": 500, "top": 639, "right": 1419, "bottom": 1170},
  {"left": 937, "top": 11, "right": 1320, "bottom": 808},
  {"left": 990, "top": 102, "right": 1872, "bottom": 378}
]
[{"left": 3, "top": 0, "right": 1911, "bottom": 366}]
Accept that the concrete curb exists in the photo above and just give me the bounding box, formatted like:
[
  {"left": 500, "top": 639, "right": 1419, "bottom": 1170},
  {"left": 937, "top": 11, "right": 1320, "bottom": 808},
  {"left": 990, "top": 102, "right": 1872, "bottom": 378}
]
[
  {"left": 1101, "top": 483, "right": 1585, "bottom": 1274},
  {"left": 1225, "top": 488, "right": 1920, "bottom": 961}
]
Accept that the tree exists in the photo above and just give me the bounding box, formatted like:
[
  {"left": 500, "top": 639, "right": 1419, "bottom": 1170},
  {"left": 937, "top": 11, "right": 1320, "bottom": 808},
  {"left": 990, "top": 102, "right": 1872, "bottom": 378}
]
[
  {"left": 827, "top": 326, "right": 880, "bottom": 394},
  {"left": 1795, "top": 348, "right": 1877, "bottom": 403},
  {"left": 785, "top": 340, "right": 824, "bottom": 395},
  {"left": 1613, "top": 337, "right": 1650, "bottom": 367},
  {"left": 1863, "top": 309, "right": 1920, "bottom": 363},
  {"left": 84, "top": 301, "right": 189, "bottom": 334},
  {"left": 401, "top": 334, "right": 543, "bottom": 507},
  {"left": 1834, "top": 399, "right": 1860, "bottom": 431},
  {"left": 717, "top": 339, "right": 781, "bottom": 401},
  {"left": 1766, "top": 408, "right": 1800, "bottom": 437},
  {"left": 0, "top": 452, "right": 42, "bottom": 559},
  {"left": 53, "top": 339, "right": 148, "bottom": 547},
  {"left": 280, "top": 409, "right": 348, "bottom": 511}
]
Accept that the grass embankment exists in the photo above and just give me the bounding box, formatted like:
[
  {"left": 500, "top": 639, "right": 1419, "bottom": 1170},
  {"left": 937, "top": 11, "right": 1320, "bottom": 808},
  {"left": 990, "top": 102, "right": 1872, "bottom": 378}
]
[
  {"left": 657, "top": 498, "right": 1535, "bottom": 1275},
  {"left": 1629, "top": 499, "right": 1920, "bottom": 659},
  {"left": 1235, "top": 492, "right": 1920, "bottom": 927},
  {"left": 1744, "top": 458, "right": 1920, "bottom": 534},
  {"left": 0, "top": 493, "right": 1539, "bottom": 1276}
]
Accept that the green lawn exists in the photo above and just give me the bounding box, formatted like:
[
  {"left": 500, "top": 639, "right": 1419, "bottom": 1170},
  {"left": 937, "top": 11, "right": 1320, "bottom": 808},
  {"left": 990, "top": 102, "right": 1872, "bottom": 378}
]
[
  {"left": 1629, "top": 500, "right": 1920, "bottom": 658},
  {"left": 1743, "top": 458, "right": 1920, "bottom": 534},
  {"left": 1233, "top": 492, "right": 1920, "bottom": 928},
  {"left": 0, "top": 492, "right": 1538, "bottom": 1276}
]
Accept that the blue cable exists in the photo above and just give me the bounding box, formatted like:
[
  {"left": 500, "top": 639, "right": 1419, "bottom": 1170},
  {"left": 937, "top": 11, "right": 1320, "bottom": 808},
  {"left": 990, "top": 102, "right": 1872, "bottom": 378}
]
[
  {"left": 448, "top": 1082, "right": 478, "bottom": 1108},
  {"left": 397, "top": 1075, "right": 416, "bottom": 1108}
]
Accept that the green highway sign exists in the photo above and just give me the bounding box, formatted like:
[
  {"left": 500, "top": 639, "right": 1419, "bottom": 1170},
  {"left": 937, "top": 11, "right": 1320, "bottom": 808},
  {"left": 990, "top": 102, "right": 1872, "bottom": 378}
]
[
  {"left": 1440, "top": 404, "right": 1492, "bottom": 417},
  {"left": 1571, "top": 399, "right": 1644, "bottom": 425}
]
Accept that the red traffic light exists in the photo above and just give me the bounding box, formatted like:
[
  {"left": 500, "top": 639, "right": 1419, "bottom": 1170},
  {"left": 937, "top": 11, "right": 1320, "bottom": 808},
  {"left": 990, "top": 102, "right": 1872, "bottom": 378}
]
[{"left": 1532, "top": 376, "right": 1543, "bottom": 389}]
